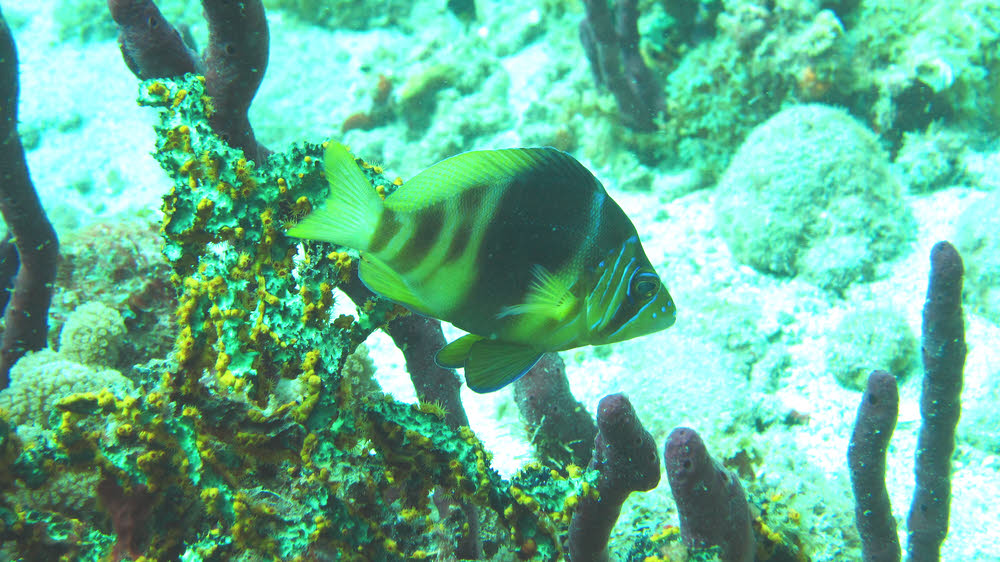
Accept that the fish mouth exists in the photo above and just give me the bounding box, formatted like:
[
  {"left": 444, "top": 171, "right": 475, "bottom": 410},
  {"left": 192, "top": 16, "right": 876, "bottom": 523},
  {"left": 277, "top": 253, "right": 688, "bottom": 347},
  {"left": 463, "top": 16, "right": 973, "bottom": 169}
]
[{"left": 601, "top": 289, "right": 676, "bottom": 344}]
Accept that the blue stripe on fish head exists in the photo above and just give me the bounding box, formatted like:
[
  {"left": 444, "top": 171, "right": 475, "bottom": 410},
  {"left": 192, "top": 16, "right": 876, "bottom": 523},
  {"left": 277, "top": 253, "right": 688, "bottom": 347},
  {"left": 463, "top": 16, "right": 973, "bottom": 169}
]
[
  {"left": 602, "top": 282, "right": 676, "bottom": 343},
  {"left": 586, "top": 236, "right": 638, "bottom": 332},
  {"left": 585, "top": 236, "right": 675, "bottom": 345}
]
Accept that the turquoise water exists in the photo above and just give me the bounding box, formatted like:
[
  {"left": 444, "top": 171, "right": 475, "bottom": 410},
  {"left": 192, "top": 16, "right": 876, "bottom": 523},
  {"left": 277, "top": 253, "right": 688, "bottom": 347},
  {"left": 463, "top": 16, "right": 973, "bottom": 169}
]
[{"left": 0, "top": 1, "right": 997, "bottom": 560}]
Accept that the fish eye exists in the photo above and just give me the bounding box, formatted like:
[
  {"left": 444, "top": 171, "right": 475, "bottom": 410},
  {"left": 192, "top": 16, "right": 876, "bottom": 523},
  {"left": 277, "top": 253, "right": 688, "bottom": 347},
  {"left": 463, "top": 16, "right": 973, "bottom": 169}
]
[{"left": 628, "top": 270, "right": 660, "bottom": 301}]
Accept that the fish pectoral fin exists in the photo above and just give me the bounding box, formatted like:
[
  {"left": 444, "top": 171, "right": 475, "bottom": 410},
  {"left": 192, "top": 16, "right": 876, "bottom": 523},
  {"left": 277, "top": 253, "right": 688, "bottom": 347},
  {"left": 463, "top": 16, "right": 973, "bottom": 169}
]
[
  {"left": 359, "top": 254, "right": 434, "bottom": 316},
  {"left": 435, "top": 334, "right": 484, "bottom": 368},
  {"left": 464, "top": 340, "right": 543, "bottom": 393},
  {"left": 497, "top": 265, "right": 576, "bottom": 321}
]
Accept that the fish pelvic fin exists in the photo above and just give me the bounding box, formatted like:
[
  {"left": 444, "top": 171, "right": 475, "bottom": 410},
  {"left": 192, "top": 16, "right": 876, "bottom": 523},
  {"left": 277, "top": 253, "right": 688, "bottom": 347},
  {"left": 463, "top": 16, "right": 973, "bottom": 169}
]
[
  {"left": 435, "top": 334, "right": 484, "bottom": 368},
  {"left": 286, "top": 141, "right": 383, "bottom": 251},
  {"left": 464, "top": 340, "right": 543, "bottom": 393}
]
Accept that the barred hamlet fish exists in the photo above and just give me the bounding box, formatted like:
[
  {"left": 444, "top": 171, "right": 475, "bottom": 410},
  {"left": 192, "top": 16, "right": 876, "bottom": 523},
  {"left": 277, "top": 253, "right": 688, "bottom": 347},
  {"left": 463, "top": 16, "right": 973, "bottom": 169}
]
[{"left": 287, "top": 142, "right": 676, "bottom": 393}]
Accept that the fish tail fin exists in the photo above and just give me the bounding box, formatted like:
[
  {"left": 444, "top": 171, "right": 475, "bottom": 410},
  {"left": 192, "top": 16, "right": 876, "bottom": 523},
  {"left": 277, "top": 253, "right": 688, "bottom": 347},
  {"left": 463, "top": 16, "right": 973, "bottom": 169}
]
[{"left": 286, "top": 142, "right": 383, "bottom": 251}]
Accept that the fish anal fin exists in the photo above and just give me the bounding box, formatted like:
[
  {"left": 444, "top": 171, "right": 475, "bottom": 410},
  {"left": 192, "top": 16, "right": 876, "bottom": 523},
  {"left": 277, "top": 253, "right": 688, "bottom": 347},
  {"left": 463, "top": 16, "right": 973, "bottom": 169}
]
[
  {"left": 359, "top": 255, "right": 433, "bottom": 316},
  {"left": 465, "top": 340, "right": 543, "bottom": 393}
]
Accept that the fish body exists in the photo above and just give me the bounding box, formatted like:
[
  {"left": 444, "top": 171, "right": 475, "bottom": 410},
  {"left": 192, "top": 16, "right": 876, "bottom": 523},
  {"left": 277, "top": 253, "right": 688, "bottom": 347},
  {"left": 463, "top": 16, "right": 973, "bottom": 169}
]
[{"left": 288, "top": 142, "right": 675, "bottom": 392}]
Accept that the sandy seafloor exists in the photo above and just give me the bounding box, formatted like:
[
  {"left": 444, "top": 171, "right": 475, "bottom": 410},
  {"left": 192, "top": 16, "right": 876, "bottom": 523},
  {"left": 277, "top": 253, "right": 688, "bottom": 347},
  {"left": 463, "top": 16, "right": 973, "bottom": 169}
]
[{"left": 4, "top": 0, "right": 999, "bottom": 560}]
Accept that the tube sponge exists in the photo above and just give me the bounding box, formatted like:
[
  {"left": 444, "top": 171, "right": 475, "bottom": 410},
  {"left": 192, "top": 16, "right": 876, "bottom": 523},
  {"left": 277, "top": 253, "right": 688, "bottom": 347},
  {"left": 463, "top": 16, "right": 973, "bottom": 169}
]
[
  {"left": 568, "top": 393, "right": 659, "bottom": 562},
  {"left": 58, "top": 301, "right": 127, "bottom": 368},
  {"left": 664, "top": 427, "right": 754, "bottom": 562}
]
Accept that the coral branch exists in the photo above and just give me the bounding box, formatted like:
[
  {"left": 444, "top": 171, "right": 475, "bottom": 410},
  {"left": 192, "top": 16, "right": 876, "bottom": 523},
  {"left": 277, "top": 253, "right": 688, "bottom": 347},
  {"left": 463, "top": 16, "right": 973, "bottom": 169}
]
[
  {"left": 664, "top": 427, "right": 754, "bottom": 562},
  {"left": 907, "top": 241, "right": 965, "bottom": 561},
  {"left": 0, "top": 11, "right": 59, "bottom": 389},
  {"left": 579, "top": 0, "right": 663, "bottom": 130},
  {"left": 200, "top": 0, "right": 269, "bottom": 162},
  {"left": 107, "top": 0, "right": 198, "bottom": 79},
  {"left": 568, "top": 393, "right": 659, "bottom": 561},
  {"left": 386, "top": 313, "right": 470, "bottom": 429},
  {"left": 96, "top": 477, "right": 154, "bottom": 562},
  {"left": 848, "top": 370, "right": 901, "bottom": 562},
  {"left": 108, "top": 0, "right": 270, "bottom": 162},
  {"left": 340, "top": 265, "right": 470, "bottom": 429},
  {"left": 513, "top": 353, "right": 596, "bottom": 468}
]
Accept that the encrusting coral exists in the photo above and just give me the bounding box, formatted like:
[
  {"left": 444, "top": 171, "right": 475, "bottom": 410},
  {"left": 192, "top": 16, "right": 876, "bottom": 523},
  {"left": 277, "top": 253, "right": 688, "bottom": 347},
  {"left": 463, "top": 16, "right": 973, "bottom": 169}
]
[
  {"left": 714, "top": 104, "right": 915, "bottom": 293},
  {"left": 0, "top": 301, "right": 132, "bottom": 427},
  {"left": 0, "top": 303, "right": 139, "bottom": 557}
]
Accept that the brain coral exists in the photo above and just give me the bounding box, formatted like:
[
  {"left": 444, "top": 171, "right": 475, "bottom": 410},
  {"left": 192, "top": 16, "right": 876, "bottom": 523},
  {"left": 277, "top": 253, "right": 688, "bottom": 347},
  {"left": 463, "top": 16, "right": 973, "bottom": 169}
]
[
  {"left": 714, "top": 104, "right": 915, "bottom": 293},
  {"left": 58, "top": 301, "right": 127, "bottom": 368},
  {"left": 0, "top": 349, "right": 135, "bottom": 428}
]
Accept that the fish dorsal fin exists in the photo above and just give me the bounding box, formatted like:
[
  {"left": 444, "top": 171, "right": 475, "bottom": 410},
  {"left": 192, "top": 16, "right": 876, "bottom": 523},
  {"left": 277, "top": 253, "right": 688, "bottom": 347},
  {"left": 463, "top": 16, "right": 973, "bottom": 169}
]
[
  {"left": 358, "top": 254, "right": 434, "bottom": 316},
  {"left": 498, "top": 265, "right": 577, "bottom": 321},
  {"left": 385, "top": 148, "right": 589, "bottom": 213},
  {"left": 435, "top": 334, "right": 484, "bottom": 368},
  {"left": 464, "top": 340, "right": 543, "bottom": 393}
]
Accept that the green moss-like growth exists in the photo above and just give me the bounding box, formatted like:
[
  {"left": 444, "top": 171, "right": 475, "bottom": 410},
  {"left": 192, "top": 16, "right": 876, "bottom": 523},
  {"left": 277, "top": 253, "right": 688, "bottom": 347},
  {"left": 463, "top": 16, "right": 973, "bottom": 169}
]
[
  {"left": 650, "top": 3, "right": 846, "bottom": 179},
  {"left": 660, "top": 36, "right": 783, "bottom": 179},
  {"left": 826, "top": 305, "right": 917, "bottom": 391},
  {"left": 894, "top": 127, "right": 968, "bottom": 193},
  {"left": 52, "top": 0, "right": 117, "bottom": 42},
  {"left": 714, "top": 104, "right": 915, "bottom": 293}
]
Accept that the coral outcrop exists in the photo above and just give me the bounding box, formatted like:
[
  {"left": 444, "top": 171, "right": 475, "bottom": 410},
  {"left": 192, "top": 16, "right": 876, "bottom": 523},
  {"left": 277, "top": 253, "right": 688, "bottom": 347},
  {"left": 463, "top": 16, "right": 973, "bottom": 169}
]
[
  {"left": 714, "top": 104, "right": 915, "bottom": 293},
  {"left": 0, "top": 349, "right": 135, "bottom": 428},
  {"left": 58, "top": 302, "right": 128, "bottom": 368}
]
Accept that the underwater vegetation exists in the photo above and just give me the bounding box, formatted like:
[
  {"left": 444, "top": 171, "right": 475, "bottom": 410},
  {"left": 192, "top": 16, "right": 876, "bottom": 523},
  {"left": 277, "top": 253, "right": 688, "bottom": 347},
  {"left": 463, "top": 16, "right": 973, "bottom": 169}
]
[
  {"left": 579, "top": 0, "right": 1000, "bottom": 179},
  {"left": 0, "top": 0, "right": 993, "bottom": 561}
]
